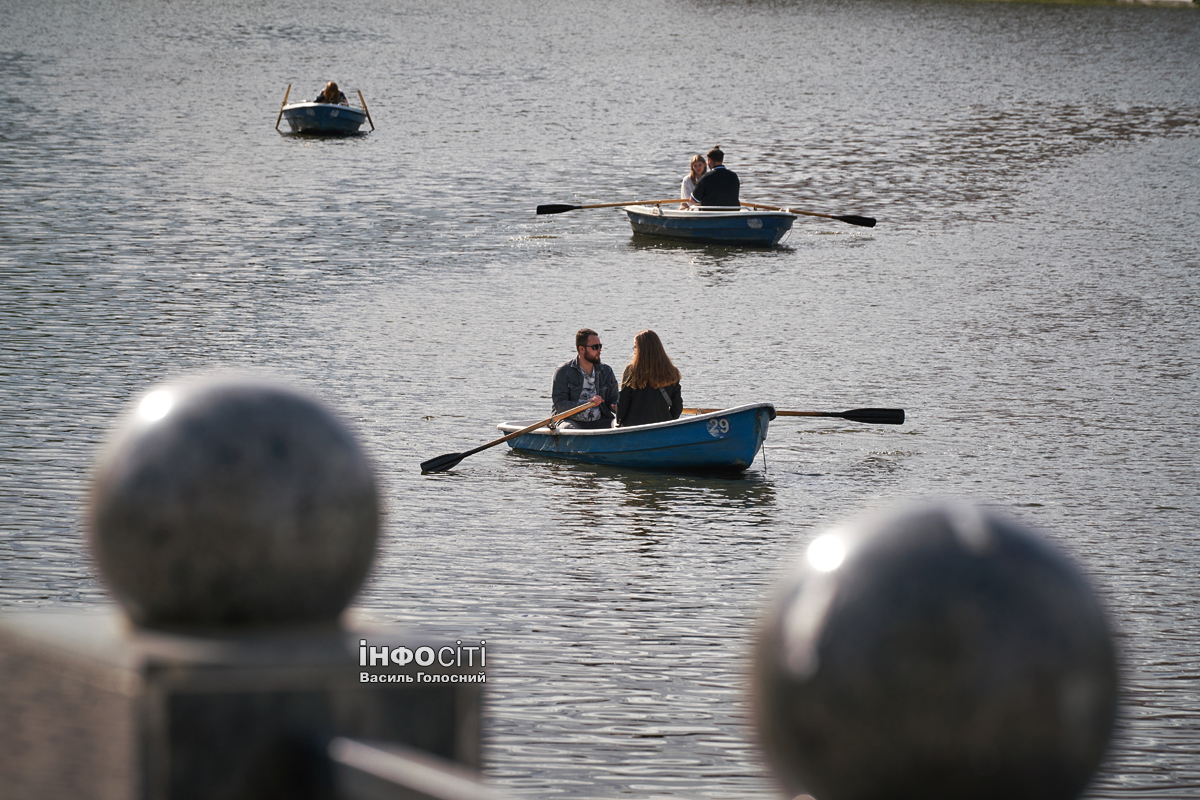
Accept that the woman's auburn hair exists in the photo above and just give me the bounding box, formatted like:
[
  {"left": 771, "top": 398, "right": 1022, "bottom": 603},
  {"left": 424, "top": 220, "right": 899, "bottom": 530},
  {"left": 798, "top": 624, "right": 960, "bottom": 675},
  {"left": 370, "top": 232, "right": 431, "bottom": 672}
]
[{"left": 622, "top": 330, "right": 681, "bottom": 389}]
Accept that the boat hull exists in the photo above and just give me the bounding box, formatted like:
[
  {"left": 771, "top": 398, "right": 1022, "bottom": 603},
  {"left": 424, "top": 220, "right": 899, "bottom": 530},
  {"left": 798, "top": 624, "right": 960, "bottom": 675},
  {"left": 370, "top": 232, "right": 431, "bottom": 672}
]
[
  {"left": 623, "top": 205, "right": 795, "bottom": 247},
  {"left": 497, "top": 403, "right": 776, "bottom": 471},
  {"left": 280, "top": 103, "right": 367, "bottom": 135}
]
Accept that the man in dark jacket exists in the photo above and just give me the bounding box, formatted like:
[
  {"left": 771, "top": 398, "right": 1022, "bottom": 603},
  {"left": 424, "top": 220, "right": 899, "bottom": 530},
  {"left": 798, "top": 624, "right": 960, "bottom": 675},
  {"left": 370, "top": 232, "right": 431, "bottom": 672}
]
[
  {"left": 690, "top": 146, "right": 740, "bottom": 208},
  {"left": 552, "top": 328, "right": 619, "bottom": 429}
]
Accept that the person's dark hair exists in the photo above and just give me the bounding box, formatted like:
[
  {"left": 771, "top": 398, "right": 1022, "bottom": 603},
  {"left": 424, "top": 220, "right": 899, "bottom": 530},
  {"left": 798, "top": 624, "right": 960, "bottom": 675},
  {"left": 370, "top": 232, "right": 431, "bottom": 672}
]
[
  {"left": 621, "top": 330, "right": 681, "bottom": 390},
  {"left": 706, "top": 146, "right": 724, "bottom": 163},
  {"left": 576, "top": 328, "right": 598, "bottom": 348}
]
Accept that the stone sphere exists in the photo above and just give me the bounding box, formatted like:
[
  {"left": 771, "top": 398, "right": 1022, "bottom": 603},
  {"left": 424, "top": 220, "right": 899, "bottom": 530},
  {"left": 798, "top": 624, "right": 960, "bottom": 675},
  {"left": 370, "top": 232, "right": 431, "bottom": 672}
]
[
  {"left": 753, "top": 502, "right": 1117, "bottom": 800},
  {"left": 88, "top": 377, "right": 379, "bottom": 629}
]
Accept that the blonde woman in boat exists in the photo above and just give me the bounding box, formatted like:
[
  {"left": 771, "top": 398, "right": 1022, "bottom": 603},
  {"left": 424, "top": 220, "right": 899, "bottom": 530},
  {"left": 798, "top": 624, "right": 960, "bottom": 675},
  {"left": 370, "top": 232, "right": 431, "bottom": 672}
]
[
  {"left": 680, "top": 154, "right": 707, "bottom": 209},
  {"left": 616, "top": 330, "right": 683, "bottom": 427},
  {"left": 315, "top": 81, "right": 348, "bottom": 105}
]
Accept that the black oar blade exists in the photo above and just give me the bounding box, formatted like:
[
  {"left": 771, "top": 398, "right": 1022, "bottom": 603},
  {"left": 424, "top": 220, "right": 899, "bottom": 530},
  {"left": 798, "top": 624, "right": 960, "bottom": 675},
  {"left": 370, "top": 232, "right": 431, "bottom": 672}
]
[
  {"left": 842, "top": 408, "right": 905, "bottom": 425},
  {"left": 836, "top": 215, "right": 876, "bottom": 228},
  {"left": 420, "top": 452, "right": 466, "bottom": 473},
  {"left": 536, "top": 204, "right": 580, "bottom": 215}
]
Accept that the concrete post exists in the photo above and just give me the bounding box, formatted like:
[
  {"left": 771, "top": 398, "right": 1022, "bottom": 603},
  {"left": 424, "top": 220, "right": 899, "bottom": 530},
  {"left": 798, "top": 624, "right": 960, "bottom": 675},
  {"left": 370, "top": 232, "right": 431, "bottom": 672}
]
[
  {"left": 0, "top": 377, "right": 481, "bottom": 800},
  {"left": 753, "top": 502, "right": 1119, "bottom": 800}
]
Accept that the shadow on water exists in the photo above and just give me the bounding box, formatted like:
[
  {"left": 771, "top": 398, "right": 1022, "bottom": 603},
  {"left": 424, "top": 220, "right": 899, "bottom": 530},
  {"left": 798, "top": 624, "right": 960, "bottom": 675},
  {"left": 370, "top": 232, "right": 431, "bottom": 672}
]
[
  {"left": 622, "top": 235, "right": 797, "bottom": 285},
  {"left": 277, "top": 131, "right": 370, "bottom": 140},
  {"left": 608, "top": 468, "right": 777, "bottom": 510},
  {"left": 623, "top": 234, "right": 794, "bottom": 255},
  {"left": 505, "top": 450, "right": 779, "bottom": 546},
  {"left": 506, "top": 449, "right": 774, "bottom": 491}
]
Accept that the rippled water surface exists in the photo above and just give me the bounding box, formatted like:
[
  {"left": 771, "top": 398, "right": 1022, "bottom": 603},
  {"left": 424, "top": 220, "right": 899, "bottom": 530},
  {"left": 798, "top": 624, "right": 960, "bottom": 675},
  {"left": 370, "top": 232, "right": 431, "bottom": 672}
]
[{"left": 2, "top": 0, "right": 1199, "bottom": 796}]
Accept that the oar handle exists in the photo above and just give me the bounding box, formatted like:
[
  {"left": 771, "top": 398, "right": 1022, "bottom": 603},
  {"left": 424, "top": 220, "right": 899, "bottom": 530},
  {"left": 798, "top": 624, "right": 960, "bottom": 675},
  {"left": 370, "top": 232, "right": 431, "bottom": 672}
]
[
  {"left": 775, "top": 411, "right": 838, "bottom": 417},
  {"left": 741, "top": 201, "right": 876, "bottom": 228},
  {"left": 683, "top": 408, "right": 835, "bottom": 416},
  {"left": 577, "top": 198, "right": 684, "bottom": 210},
  {"left": 682, "top": 407, "right": 904, "bottom": 424},
  {"left": 460, "top": 399, "right": 600, "bottom": 458},
  {"left": 357, "top": 90, "right": 374, "bottom": 131},
  {"left": 275, "top": 83, "right": 291, "bottom": 131},
  {"left": 742, "top": 201, "right": 829, "bottom": 219},
  {"left": 537, "top": 198, "right": 687, "bottom": 214}
]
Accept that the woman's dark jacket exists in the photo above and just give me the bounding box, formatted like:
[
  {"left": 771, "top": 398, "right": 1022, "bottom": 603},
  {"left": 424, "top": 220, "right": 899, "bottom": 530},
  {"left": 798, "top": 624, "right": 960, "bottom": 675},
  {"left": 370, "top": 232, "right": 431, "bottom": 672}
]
[{"left": 616, "top": 382, "right": 682, "bottom": 427}]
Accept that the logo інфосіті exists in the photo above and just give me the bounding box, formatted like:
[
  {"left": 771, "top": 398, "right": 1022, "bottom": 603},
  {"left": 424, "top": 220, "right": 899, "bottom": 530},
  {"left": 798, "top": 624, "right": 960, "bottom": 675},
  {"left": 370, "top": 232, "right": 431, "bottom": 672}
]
[{"left": 358, "top": 639, "right": 487, "bottom": 684}]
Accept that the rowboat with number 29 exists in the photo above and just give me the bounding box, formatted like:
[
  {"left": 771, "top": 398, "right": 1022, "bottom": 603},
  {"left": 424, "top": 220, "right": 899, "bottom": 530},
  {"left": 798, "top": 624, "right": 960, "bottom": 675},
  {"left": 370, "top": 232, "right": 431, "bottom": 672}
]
[{"left": 495, "top": 403, "right": 777, "bottom": 471}]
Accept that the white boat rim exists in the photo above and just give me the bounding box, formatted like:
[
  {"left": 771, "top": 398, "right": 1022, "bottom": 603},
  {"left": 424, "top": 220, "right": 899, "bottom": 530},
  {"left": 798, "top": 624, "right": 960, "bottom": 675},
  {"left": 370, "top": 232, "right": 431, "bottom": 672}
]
[
  {"left": 282, "top": 102, "right": 367, "bottom": 114},
  {"left": 622, "top": 205, "right": 796, "bottom": 219},
  {"left": 497, "top": 402, "right": 775, "bottom": 435}
]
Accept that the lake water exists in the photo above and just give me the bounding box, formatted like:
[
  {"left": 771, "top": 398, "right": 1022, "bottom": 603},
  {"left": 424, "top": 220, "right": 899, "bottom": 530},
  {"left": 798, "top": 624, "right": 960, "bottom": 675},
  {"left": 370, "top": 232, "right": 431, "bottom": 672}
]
[{"left": 2, "top": 0, "right": 1199, "bottom": 797}]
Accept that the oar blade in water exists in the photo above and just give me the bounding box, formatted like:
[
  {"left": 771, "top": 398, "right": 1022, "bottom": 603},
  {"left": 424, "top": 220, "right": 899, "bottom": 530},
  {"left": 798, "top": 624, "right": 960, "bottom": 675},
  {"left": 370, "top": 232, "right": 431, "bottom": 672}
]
[
  {"left": 420, "top": 452, "right": 465, "bottom": 473},
  {"left": 842, "top": 408, "right": 904, "bottom": 425},
  {"left": 536, "top": 204, "right": 579, "bottom": 215},
  {"left": 836, "top": 215, "right": 876, "bottom": 228}
]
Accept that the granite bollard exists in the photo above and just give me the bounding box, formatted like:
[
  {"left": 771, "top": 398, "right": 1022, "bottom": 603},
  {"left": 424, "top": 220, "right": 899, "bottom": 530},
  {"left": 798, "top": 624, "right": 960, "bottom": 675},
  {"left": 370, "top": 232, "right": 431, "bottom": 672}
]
[
  {"left": 753, "top": 502, "right": 1118, "bottom": 800},
  {"left": 88, "top": 377, "right": 379, "bottom": 629},
  {"left": 0, "top": 377, "right": 482, "bottom": 800}
]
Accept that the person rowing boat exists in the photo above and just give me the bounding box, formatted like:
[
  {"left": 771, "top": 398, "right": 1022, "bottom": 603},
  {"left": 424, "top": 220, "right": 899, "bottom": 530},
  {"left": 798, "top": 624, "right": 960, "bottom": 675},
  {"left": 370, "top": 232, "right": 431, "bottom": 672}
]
[
  {"left": 551, "top": 328, "right": 618, "bottom": 429},
  {"left": 689, "top": 146, "right": 740, "bottom": 209}
]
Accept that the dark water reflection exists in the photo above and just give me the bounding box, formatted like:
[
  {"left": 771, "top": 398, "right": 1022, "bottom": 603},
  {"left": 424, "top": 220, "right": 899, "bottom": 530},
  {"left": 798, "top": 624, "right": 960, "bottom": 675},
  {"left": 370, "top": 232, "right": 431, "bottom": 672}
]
[{"left": 3, "top": 0, "right": 1199, "bottom": 797}]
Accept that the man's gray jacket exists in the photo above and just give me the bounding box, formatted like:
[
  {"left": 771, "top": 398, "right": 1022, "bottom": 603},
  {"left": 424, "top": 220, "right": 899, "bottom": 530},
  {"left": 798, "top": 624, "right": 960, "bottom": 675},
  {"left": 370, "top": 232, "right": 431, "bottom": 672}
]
[{"left": 552, "top": 357, "right": 619, "bottom": 420}]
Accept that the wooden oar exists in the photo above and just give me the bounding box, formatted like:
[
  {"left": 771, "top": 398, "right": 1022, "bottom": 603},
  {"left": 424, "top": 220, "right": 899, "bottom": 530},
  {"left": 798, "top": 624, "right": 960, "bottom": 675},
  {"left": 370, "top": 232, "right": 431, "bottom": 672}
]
[
  {"left": 741, "top": 201, "right": 875, "bottom": 228},
  {"left": 357, "top": 90, "right": 375, "bottom": 131},
  {"left": 275, "top": 84, "right": 291, "bottom": 131},
  {"left": 537, "top": 199, "right": 685, "bottom": 215},
  {"left": 421, "top": 399, "right": 601, "bottom": 473},
  {"left": 683, "top": 407, "right": 904, "bottom": 425}
]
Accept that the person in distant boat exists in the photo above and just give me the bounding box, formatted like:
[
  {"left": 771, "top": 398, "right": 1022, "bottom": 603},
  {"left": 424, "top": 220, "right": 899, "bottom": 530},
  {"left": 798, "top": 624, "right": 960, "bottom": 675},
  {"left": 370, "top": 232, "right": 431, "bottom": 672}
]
[
  {"left": 552, "top": 328, "right": 619, "bottom": 429},
  {"left": 616, "top": 330, "right": 682, "bottom": 427},
  {"left": 315, "top": 81, "right": 349, "bottom": 106},
  {"left": 690, "top": 145, "right": 740, "bottom": 209},
  {"left": 680, "top": 154, "right": 708, "bottom": 209}
]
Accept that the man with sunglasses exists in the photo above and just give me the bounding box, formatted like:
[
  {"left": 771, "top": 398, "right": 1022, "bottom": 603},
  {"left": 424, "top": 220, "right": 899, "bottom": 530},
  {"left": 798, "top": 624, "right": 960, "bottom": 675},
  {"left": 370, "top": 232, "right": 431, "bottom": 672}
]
[{"left": 552, "top": 328, "right": 619, "bottom": 429}]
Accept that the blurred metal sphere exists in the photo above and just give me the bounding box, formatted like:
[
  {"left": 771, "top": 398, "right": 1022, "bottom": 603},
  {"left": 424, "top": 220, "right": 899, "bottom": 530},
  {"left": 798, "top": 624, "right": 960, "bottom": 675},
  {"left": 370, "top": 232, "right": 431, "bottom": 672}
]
[
  {"left": 88, "top": 377, "right": 379, "bottom": 629},
  {"left": 753, "top": 502, "right": 1117, "bottom": 800}
]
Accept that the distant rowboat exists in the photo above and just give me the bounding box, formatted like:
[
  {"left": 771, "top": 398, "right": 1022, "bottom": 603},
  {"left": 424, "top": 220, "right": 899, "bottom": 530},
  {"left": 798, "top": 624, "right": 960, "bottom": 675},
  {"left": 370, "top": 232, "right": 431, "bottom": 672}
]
[
  {"left": 496, "top": 403, "right": 777, "bottom": 471},
  {"left": 275, "top": 84, "right": 375, "bottom": 135},
  {"left": 279, "top": 102, "right": 369, "bottom": 135},
  {"left": 623, "top": 205, "right": 796, "bottom": 247}
]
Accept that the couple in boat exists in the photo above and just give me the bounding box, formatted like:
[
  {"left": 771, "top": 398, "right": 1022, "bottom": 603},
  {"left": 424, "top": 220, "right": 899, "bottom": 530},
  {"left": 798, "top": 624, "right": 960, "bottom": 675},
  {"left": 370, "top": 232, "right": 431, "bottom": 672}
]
[
  {"left": 551, "top": 328, "right": 682, "bottom": 429},
  {"left": 680, "top": 146, "right": 740, "bottom": 210}
]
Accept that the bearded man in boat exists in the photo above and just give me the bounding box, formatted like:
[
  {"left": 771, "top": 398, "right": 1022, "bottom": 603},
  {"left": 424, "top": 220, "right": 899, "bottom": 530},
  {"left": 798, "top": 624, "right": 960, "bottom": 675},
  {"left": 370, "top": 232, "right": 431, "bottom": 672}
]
[
  {"left": 552, "top": 328, "right": 619, "bottom": 429},
  {"left": 689, "top": 145, "right": 740, "bottom": 209}
]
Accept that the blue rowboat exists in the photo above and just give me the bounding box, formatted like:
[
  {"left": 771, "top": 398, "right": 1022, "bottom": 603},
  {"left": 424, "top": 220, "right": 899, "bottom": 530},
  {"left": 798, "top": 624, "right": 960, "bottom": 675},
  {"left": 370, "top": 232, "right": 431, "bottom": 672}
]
[
  {"left": 280, "top": 102, "right": 369, "bottom": 135},
  {"left": 623, "top": 205, "right": 796, "bottom": 247},
  {"left": 496, "top": 403, "right": 777, "bottom": 471}
]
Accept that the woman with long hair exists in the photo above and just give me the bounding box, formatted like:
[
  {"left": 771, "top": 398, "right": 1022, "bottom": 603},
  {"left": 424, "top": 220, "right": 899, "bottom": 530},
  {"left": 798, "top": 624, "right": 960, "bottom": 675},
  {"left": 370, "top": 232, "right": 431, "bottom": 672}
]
[
  {"left": 680, "top": 154, "right": 707, "bottom": 208},
  {"left": 616, "top": 330, "right": 683, "bottom": 427},
  {"left": 316, "top": 81, "right": 348, "bottom": 105}
]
